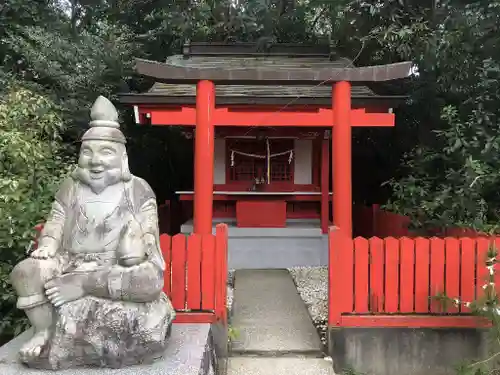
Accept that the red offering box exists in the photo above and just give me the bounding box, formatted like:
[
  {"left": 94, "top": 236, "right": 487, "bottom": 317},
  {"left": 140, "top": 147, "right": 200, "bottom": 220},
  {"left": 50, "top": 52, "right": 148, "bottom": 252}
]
[{"left": 236, "top": 200, "right": 287, "bottom": 228}]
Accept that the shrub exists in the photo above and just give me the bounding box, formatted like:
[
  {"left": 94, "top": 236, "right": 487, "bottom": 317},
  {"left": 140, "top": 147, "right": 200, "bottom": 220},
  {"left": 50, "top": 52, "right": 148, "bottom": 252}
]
[{"left": 0, "top": 84, "right": 74, "bottom": 340}]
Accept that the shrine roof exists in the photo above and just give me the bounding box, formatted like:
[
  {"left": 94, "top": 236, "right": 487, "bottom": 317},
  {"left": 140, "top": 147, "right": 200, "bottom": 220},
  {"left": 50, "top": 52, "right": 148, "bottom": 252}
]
[{"left": 119, "top": 42, "right": 410, "bottom": 106}]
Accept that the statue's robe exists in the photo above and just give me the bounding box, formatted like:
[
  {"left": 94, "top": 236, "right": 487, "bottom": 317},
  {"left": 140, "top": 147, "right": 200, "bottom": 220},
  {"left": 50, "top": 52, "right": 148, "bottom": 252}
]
[{"left": 31, "top": 175, "right": 175, "bottom": 370}]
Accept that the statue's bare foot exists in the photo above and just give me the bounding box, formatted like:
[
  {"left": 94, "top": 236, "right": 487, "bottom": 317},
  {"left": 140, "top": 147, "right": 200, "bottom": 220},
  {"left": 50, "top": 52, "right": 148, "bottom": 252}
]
[{"left": 19, "top": 329, "right": 50, "bottom": 363}]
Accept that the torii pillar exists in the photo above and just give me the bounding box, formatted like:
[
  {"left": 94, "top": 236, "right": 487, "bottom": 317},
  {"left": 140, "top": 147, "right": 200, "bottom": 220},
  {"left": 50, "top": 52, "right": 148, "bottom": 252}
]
[
  {"left": 193, "top": 80, "right": 216, "bottom": 234},
  {"left": 332, "top": 81, "right": 352, "bottom": 238}
]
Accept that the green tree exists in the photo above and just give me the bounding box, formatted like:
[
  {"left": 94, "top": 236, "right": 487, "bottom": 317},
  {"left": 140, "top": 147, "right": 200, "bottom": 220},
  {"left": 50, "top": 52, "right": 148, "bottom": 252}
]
[
  {"left": 369, "top": 0, "right": 500, "bottom": 232},
  {"left": 0, "top": 84, "right": 74, "bottom": 340}
]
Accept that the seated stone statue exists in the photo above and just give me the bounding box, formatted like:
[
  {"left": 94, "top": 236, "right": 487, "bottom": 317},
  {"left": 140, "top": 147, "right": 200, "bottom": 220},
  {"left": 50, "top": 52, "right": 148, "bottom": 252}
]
[{"left": 10, "top": 96, "right": 176, "bottom": 370}]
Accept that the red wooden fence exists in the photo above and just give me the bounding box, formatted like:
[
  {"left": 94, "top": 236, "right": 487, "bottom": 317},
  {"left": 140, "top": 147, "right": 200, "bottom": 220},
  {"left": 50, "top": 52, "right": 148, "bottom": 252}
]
[
  {"left": 160, "top": 224, "right": 228, "bottom": 323},
  {"left": 353, "top": 204, "right": 492, "bottom": 238},
  {"left": 353, "top": 204, "right": 411, "bottom": 237},
  {"left": 329, "top": 229, "right": 499, "bottom": 328}
]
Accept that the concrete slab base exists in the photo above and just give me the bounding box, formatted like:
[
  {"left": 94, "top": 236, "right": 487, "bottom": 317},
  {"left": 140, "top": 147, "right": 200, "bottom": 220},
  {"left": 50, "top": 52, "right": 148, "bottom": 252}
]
[
  {"left": 181, "top": 219, "right": 328, "bottom": 269},
  {"left": 231, "top": 269, "right": 322, "bottom": 354},
  {"left": 0, "top": 323, "right": 215, "bottom": 375},
  {"left": 228, "top": 357, "right": 335, "bottom": 375},
  {"left": 329, "top": 327, "right": 492, "bottom": 375}
]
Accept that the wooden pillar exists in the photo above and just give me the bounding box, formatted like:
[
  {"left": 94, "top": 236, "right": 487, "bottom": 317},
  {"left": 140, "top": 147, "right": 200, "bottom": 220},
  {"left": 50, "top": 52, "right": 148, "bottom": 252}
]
[
  {"left": 332, "top": 81, "right": 352, "bottom": 238},
  {"left": 193, "top": 80, "right": 215, "bottom": 234},
  {"left": 320, "top": 138, "right": 330, "bottom": 234}
]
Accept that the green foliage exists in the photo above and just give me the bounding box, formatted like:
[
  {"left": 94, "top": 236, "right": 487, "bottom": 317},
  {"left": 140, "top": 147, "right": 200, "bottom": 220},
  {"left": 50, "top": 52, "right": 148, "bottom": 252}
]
[
  {"left": 0, "top": 84, "right": 73, "bottom": 338},
  {"left": 360, "top": 0, "right": 500, "bottom": 232},
  {"left": 437, "top": 243, "right": 500, "bottom": 374}
]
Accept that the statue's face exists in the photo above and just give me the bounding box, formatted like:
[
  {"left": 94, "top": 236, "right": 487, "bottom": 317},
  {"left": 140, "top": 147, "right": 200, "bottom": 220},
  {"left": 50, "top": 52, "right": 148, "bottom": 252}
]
[{"left": 77, "top": 140, "right": 125, "bottom": 192}]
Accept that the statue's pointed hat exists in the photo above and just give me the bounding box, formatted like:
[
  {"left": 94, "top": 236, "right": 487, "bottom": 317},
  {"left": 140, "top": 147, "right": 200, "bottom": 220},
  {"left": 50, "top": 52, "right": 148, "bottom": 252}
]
[{"left": 81, "top": 96, "right": 126, "bottom": 144}]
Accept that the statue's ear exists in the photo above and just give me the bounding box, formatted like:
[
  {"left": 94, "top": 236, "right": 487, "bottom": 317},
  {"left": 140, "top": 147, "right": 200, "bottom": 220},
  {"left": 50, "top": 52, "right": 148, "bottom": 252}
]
[{"left": 121, "top": 152, "right": 132, "bottom": 181}]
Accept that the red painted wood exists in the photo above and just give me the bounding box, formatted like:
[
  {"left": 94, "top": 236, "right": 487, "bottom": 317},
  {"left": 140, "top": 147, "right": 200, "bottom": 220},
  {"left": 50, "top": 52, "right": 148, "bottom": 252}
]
[
  {"left": 340, "top": 315, "right": 492, "bottom": 328},
  {"left": 160, "top": 234, "right": 172, "bottom": 296},
  {"left": 201, "top": 234, "right": 216, "bottom": 311},
  {"left": 287, "top": 202, "right": 320, "bottom": 219},
  {"left": 171, "top": 234, "right": 187, "bottom": 310},
  {"left": 312, "top": 138, "right": 321, "bottom": 186},
  {"left": 215, "top": 126, "right": 328, "bottom": 139},
  {"left": 329, "top": 229, "right": 354, "bottom": 325},
  {"left": 399, "top": 237, "right": 415, "bottom": 313},
  {"left": 430, "top": 238, "right": 445, "bottom": 313},
  {"left": 476, "top": 238, "right": 490, "bottom": 301},
  {"left": 384, "top": 237, "right": 400, "bottom": 312},
  {"left": 193, "top": 80, "right": 215, "bottom": 234},
  {"left": 321, "top": 139, "right": 329, "bottom": 234},
  {"left": 186, "top": 233, "right": 202, "bottom": 310},
  {"left": 354, "top": 237, "right": 369, "bottom": 313},
  {"left": 213, "top": 183, "right": 320, "bottom": 192},
  {"left": 147, "top": 106, "right": 395, "bottom": 127},
  {"left": 236, "top": 200, "right": 287, "bottom": 227},
  {"left": 369, "top": 237, "right": 384, "bottom": 313},
  {"left": 180, "top": 193, "right": 327, "bottom": 202},
  {"left": 328, "top": 228, "right": 339, "bottom": 325},
  {"left": 444, "top": 238, "right": 460, "bottom": 313},
  {"left": 215, "top": 224, "right": 229, "bottom": 322},
  {"left": 414, "top": 237, "right": 430, "bottom": 313},
  {"left": 174, "top": 312, "right": 217, "bottom": 323},
  {"left": 332, "top": 81, "right": 352, "bottom": 239},
  {"left": 460, "top": 238, "right": 476, "bottom": 313}
]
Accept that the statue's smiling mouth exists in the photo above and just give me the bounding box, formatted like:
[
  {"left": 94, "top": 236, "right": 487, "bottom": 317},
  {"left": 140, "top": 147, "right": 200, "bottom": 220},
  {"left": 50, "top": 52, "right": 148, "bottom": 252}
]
[{"left": 89, "top": 168, "right": 105, "bottom": 179}]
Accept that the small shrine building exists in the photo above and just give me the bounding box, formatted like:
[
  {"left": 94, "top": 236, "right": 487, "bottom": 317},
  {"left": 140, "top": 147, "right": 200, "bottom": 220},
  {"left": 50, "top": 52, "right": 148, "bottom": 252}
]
[{"left": 119, "top": 42, "right": 411, "bottom": 269}]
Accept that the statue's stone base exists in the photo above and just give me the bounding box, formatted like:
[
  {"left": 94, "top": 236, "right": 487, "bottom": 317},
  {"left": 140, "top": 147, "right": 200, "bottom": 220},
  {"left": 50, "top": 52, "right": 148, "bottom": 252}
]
[{"left": 0, "top": 324, "right": 215, "bottom": 375}]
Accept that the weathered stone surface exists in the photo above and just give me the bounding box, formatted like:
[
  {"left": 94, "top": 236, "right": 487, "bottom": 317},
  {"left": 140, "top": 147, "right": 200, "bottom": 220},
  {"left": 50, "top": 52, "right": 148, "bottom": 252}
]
[
  {"left": 231, "top": 269, "right": 323, "bottom": 354},
  {"left": 0, "top": 324, "right": 213, "bottom": 375},
  {"left": 9, "top": 95, "right": 175, "bottom": 370},
  {"left": 228, "top": 357, "right": 335, "bottom": 375}
]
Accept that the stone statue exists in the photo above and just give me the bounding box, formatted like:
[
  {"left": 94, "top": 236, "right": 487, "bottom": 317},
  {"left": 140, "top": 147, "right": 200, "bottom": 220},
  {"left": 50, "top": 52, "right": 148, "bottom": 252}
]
[{"left": 10, "top": 96, "right": 176, "bottom": 370}]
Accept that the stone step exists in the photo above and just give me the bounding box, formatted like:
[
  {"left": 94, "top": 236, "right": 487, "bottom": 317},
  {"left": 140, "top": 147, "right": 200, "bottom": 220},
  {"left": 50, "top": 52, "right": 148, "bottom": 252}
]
[
  {"left": 228, "top": 357, "right": 335, "bottom": 375},
  {"left": 230, "top": 269, "right": 323, "bottom": 355},
  {"left": 0, "top": 323, "right": 215, "bottom": 375}
]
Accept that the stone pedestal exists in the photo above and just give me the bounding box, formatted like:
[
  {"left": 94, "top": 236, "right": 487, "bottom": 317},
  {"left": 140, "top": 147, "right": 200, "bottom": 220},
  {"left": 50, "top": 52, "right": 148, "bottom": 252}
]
[{"left": 0, "top": 324, "right": 215, "bottom": 375}]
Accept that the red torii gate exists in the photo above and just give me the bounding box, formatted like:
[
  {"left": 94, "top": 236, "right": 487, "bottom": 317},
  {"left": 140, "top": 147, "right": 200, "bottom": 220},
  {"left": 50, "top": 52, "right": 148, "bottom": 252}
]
[{"left": 122, "top": 44, "right": 412, "bottom": 240}]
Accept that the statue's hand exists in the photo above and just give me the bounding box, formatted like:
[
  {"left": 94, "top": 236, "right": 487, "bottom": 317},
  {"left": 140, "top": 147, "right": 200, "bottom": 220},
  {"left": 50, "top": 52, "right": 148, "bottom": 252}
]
[
  {"left": 30, "top": 244, "right": 57, "bottom": 259},
  {"left": 45, "top": 273, "right": 87, "bottom": 307}
]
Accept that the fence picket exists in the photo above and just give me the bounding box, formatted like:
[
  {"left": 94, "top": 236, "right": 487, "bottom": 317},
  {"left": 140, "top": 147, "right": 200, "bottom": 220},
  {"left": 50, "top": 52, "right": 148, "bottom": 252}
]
[
  {"left": 460, "top": 238, "right": 475, "bottom": 313},
  {"left": 445, "top": 238, "right": 460, "bottom": 313},
  {"left": 171, "top": 234, "right": 187, "bottom": 310},
  {"left": 186, "top": 233, "right": 202, "bottom": 310},
  {"left": 476, "top": 238, "right": 490, "bottom": 302},
  {"left": 342, "top": 235, "right": 355, "bottom": 313},
  {"left": 414, "top": 237, "right": 430, "bottom": 313},
  {"left": 354, "top": 237, "right": 369, "bottom": 313},
  {"left": 430, "top": 238, "right": 445, "bottom": 313},
  {"left": 369, "top": 237, "right": 384, "bottom": 312},
  {"left": 201, "top": 234, "right": 216, "bottom": 310},
  {"left": 399, "top": 237, "right": 415, "bottom": 313},
  {"left": 385, "top": 237, "right": 400, "bottom": 313}
]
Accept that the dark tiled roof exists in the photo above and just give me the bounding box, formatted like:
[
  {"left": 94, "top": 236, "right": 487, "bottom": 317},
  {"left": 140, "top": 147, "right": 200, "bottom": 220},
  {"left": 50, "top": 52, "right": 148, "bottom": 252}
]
[
  {"left": 134, "top": 53, "right": 412, "bottom": 85},
  {"left": 146, "top": 55, "right": 375, "bottom": 98}
]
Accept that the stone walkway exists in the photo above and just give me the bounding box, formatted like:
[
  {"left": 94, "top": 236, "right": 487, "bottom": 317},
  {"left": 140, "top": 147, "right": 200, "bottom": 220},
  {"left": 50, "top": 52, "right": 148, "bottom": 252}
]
[{"left": 228, "top": 269, "right": 334, "bottom": 375}]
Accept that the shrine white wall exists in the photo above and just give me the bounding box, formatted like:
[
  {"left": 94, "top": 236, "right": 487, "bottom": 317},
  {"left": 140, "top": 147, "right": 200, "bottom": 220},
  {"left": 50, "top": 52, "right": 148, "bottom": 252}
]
[
  {"left": 214, "top": 139, "right": 226, "bottom": 184},
  {"left": 293, "top": 139, "right": 312, "bottom": 185}
]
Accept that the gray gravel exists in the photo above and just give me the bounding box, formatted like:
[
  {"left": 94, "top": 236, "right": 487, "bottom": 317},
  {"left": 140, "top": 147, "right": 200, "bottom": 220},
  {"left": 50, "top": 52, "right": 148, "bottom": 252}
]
[
  {"left": 288, "top": 267, "right": 328, "bottom": 345},
  {"left": 227, "top": 270, "right": 235, "bottom": 318}
]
